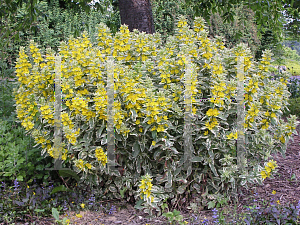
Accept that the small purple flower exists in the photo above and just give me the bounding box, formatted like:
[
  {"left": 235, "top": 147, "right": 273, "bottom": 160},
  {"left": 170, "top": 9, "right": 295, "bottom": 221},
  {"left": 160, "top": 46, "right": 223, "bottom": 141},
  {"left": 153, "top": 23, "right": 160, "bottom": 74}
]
[
  {"left": 296, "top": 200, "right": 300, "bottom": 214},
  {"left": 89, "top": 195, "right": 95, "bottom": 205},
  {"left": 202, "top": 218, "right": 209, "bottom": 225},
  {"left": 14, "top": 178, "right": 19, "bottom": 190},
  {"left": 212, "top": 208, "right": 219, "bottom": 223},
  {"left": 109, "top": 205, "right": 116, "bottom": 214},
  {"left": 192, "top": 214, "right": 198, "bottom": 221}
]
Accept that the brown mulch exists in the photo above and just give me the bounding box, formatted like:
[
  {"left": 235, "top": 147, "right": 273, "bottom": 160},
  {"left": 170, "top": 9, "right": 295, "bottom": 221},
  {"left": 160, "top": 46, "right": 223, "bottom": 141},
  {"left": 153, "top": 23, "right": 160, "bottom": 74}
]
[{"left": 13, "top": 116, "right": 300, "bottom": 225}]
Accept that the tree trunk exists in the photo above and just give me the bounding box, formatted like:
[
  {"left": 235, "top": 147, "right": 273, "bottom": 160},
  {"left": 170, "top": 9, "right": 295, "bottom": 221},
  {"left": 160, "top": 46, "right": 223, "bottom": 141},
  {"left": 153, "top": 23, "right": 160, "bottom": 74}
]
[{"left": 119, "top": 0, "right": 155, "bottom": 34}]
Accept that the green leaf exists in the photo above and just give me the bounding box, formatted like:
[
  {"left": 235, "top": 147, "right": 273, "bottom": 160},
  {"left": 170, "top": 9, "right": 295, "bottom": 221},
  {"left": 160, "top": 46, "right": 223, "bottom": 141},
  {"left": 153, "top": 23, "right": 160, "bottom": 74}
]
[
  {"left": 134, "top": 199, "right": 143, "bottom": 210},
  {"left": 152, "top": 130, "right": 157, "bottom": 140},
  {"left": 130, "top": 108, "right": 137, "bottom": 121},
  {"left": 34, "top": 208, "right": 45, "bottom": 213},
  {"left": 191, "top": 156, "right": 203, "bottom": 162},
  {"left": 153, "top": 149, "right": 162, "bottom": 160},
  {"left": 208, "top": 200, "right": 216, "bottom": 209},
  {"left": 59, "top": 169, "right": 80, "bottom": 181},
  {"left": 177, "top": 184, "right": 187, "bottom": 194},
  {"left": 120, "top": 187, "right": 128, "bottom": 198},
  {"left": 16, "top": 175, "right": 24, "bottom": 181},
  {"left": 50, "top": 185, "right": 70, "bottom": 195},
  {"left": 209, "top": 162, "right": 219, "bottom": 177},
  {"left": 132, "top": 141, "right": 140, "bottom": 158},
  {"left": 89, "top": 117, "right": 95, "bottom": 129},
  {"left": 96, "top": 125, "right": 105, "bottom": 139},
  {"left": 165, "top": 172, "right": 172, "bottom": 188},
  {"left": 109, "top": 184, "right": 117, "bottom": 192},
  {"left": 51, "top": 208, "right": 60, "bottom": 220},
  {"left": 173, "top": 209, "right": 180, "bottom": 216},
  {"left": 136, "top": 157, "right": 141, "bottom": 174}
]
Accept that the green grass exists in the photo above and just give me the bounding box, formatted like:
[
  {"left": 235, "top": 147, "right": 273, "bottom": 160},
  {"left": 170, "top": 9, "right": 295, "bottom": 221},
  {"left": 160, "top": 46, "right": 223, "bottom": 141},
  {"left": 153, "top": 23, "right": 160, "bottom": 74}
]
[{"left": 271, "top": 58, "right": 300, "bottom": 76}]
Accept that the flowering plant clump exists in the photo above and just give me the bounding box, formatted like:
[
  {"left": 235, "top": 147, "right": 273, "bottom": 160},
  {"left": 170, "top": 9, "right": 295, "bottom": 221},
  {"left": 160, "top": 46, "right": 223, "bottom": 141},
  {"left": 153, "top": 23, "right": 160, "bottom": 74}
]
[
  {"left": 136, "top": 173, "right": 168, "bottom": 216},
  {"left": 260, "top": 160, "right": 278, "bottom": 180},
  {"left": 13, "top": 15, "right": 299, "bottom": 212},
  {"left": 95, "top": 147, "right": 107, "bottom": 166}
]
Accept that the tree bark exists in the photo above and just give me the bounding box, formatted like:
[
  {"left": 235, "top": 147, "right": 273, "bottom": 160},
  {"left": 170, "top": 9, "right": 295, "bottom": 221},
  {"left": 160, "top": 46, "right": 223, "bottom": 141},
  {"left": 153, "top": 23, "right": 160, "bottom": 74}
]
[{"left": 119, "top": 0, "right": 155, "bottom": 34}]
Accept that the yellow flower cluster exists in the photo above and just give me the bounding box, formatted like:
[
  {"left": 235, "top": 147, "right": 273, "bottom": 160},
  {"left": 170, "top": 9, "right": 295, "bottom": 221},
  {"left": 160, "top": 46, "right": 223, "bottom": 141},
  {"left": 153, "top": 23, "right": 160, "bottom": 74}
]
[
  {"left": 95, "top": 147, "right": 107, "bottom": 166},
  {"left": 66, "top": 97, "right": 95, "bottom": 121},
  {"left": 206, "top": 108, "right": 219, "bottom": 117},
  {"left": 193, "top": 17, "right": 206, "bottom": 33},
  {"left": 64, "top": 127, "right": 80, "bottom": 145},
  {"left": 244, "top": 102, "right": 261, "bottom": 128},
  {"left": 15, "top": 47, "right": 32, "bottom": 85},
  {"left": 75, "top": 159, "right": 92, "bottom": 171},
  {"left": 226, "top": 132, "right": 238, "bottom": 140},
  {"left": 145, "top": 95, "right": 169, "bottom": 133},
  {"left": 97, "top": 23, "right": 113, "bottom": 55},
  {"left": 40, "top": 104, "right": 54, "bottom": 121},
  {"left": 29, "top": 40, "right": 43, "bottom": 64},
  {"left": 261, "top": 160, "right": 278, "bottom": 180},
  {"left": 113, "top": 25, "right": 131, "bottom": 60},
  {"left": 31, "top": 129, "right": 51, "bottom": 149},
  {"left": 61, "top": 112, "right": 74, "bottom": 130},
  {"left": 205, "top": 117, "right": 218, "bottom": 130},
  {"left": 139, "top": 174, "right": 154, "bottom": 203}
]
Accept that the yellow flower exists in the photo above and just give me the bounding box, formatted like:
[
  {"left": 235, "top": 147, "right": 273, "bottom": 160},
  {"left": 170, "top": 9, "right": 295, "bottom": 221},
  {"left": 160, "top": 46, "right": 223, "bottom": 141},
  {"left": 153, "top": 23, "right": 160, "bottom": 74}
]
[
  {"left": 204, "top": 130, "right": 209, "bottom": 135},
  {"left": 272, "top": 190, "right": 276, "bottom": 195},
  {"left": 65, "top": 219, "right": 70, "bottom": 225},
  {"left": 33, "top": 192, "right": 36, "bottom": 195},
  {"left": 227, "top": 132, "right": 234, "bottom": 139},
  {"left": 81, "top": 203, "right": 85, "bottom": 208},
  {"left": 233, "top": 132, "right": 238, "bottom": 139},
  {"left": 152, "top": 141, "right": 156, "bottom": 146},
  {"left": 265, "top": 166, "right": 272, "bottom": 174},
  {"left": 277, "top": 200, "right": 280, "bottom": 205},
  {"left": 27, "top": 185, "right": 29, "bottom": 189},
  {"left": 267, "top": 160, "right": 277, "bottom": 170},
  {"left": 261, "top": 171, "right": 268, "bottom": 179},
  {"left": 139, "top": 180, "right": 146, "bottom": 189},
  {"left": 76, "top": 214, "right": 82, "bottom": 218},
  {"left": 206, "top": 108, "right": 219, "bottom": 117},
  {"left": 85, "top": 163, "right": 92, "bottom": 170},
  {"left": 136, "top": 119, "right": 140, "bottom": 125},
  {"left": 271, "top": 112, "right": 276, "bottom": 118}
]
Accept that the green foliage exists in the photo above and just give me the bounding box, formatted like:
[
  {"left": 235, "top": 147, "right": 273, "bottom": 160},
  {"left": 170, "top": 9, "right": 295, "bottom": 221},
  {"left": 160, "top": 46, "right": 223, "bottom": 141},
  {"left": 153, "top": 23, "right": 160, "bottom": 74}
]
[
  {"left": 0, "top": 79, "right": 19, "bottom": 123},
  {"left": 162, "top": 209, "right": 187, "bottom": 225},
  {"left": 283, "top": 40, "right": 300, "bottom": 55},
  {"left": 283, "top": 97, "right": 300, "bottom": 117},
  {"left": 208, "top": 4, "right": 261, "bottom": 58},
  {"left": 287, "top": 77, "right": 300, "bottom": 99},
  {"left": 51, "top": 207, "right": 70, "bottom": 225},
  {"left": 255, "top": 29, "right": 279, "bottom": 60},
  {"left": 151, "top": 0, "right": 193, "bottom": 43},
  {"left": 1, "top": 0, "right": 116, "bottom": 77},
  {"left": 283, "top": 46, "right": 300, "bottom": 61},
  {"left": 0, "top": 118, "right": 53, "bottom": 184}
]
